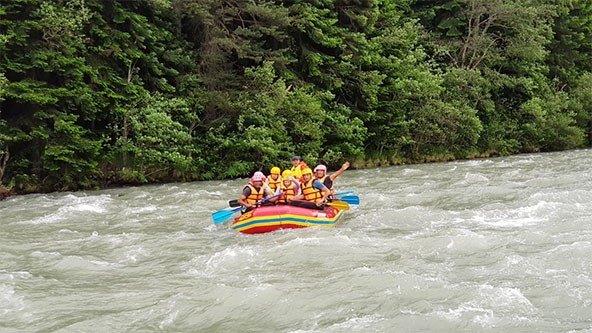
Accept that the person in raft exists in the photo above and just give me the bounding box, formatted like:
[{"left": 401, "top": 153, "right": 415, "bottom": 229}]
[
  {"left": 266, "top": 166, "right": 282, "bottom": 193},
  {"left": 314, "top": 161, "right": 350, "bottom": 193},
  {"left": 277, "top": 170, "right": 301, "bottom": 204},
  {"left": 296, "top": 167, "right": 331, "bottom": 206},
  {"left": 290, "top": 155, "right": 308, "bottom": 173},
  {"left": 238, "top": 172, "right": 274, "bottom": 210},
  {"left": 291, "top": 167, "right": 302, "bottom": 183}
]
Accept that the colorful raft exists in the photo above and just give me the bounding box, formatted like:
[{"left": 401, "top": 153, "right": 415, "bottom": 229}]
[{"left": 231, "top": 204, "right": 345, "bottom": 234}]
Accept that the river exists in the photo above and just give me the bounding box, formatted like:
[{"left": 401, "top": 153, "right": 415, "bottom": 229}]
[{"left": 1, "top": 149, "right": 591, "bottom": 332}]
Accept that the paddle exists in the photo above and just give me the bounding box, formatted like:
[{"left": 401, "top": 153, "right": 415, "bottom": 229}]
[
  {"left": 229, "top": 191, "right": 284, "bottom": 207},
  {"left": 326, "top": 200, "right": 350, "bottom": 210},
  {"left": 230, "top": 191, "right": 355, "bottom": 207},
  {"left": 212, "top": 193, "right": 282, "bottom": 225},
  {"left": 336, "top": 190, "right": 356, "bottom": 197},
  {"left": 211, "top": 206, "right": 243, "bottom": 225},
  {"left": 337, "top": 195, "right": 360, "bottom": 205}
]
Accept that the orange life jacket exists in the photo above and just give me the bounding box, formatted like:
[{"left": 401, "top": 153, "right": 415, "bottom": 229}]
[
  {"left": 267, "top": 175, "right": 282, "bottom": 191},
  {"left": 278, "top": 181, "right": 297, "bottom": 204},
  {"left": 301, "top": 179, "right": 323, "bottom": 203},
  {"left": 244, "top": 184, "right": 265, "bottom": 205}
]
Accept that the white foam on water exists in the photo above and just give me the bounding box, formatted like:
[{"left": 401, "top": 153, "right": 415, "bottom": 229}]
[
  {"left": 204, "top": 190, "right": 224, "bottom": 196},
  {"left": 545, "top": 269, "right": 568, "bottom": 276},
  {"left": 0, "top": 284, "right": 25, "bottom": 316},
  {"left": 58, "top": 228, "right": 79, "bottom": 234},
  {"left": 124, "top": 205, "right": 159, "bottom": 214},
  {"left": 86, "top": 231, "right": 142, "bottom": 248},
  {"left": 63, "top": 203, "right": 106, "bottom": 214},
  {"left": 434, "top": 284, "right": 536, "bottom": 328},
  {"left": 166, "top": 230, "right": 192, "bottom": 240},
  {"left": 439, "top": 229, "right": 490, "bottom": 254},
  {"left": 119, "top": 245, "right": 150, "bottom": 264},
  {"left": 461, "top": 172, "right": 490, "bottom": 183},
  {"left": 23, "top": 213, "right": 64, "bottom": 225},
  {"left": 17, "top": 194, "right": 112, "bottom": 224},
  {"left": 53, "top": 255, "right": 124, "bottom": 271},
  {"left": 327, "top": 314, "right": 385, "bottom": 330},
  {"left": 158, "top": 294, "right": 184, "bottom": 329},
  {"left": 463, "top": 159, "right": 494, "bottom": 166},
  {"left": 133, "top": 191, "right": 149, "bottom": 199},
  {"left": 159, "top": 309, "right": 179, "bottom": 329},
  {"left": 281, "top": 237, "right": 323, "bottom": 247},
  {"left": 0, "top": 271, "right": 32, "bottom": 281},
  {"left": 275, "top": 233, "right": 362, "bottom": 250},
  {"left": 185, "top": 245, "right": 262, "bottom": 278},
  {"left": 531, "top": 189, "right": 592, "bottom": 204},
  {"left": 402, "top": 168, "right": 423, "bottom": 176},
  {"left": 470, "top": 201, "right": 559, "bottom": 228},
  {"left": 60, "top": 193, "right": 111, "bottom": 211},
  {"left": 447, "top": 239, "right": 454, "bottom": 249},
  {"left": 567, "top": 328, "right": 592, "bottom": 333},
  {"left": 478, "top": 284, "right": 534, "bottom": 309},
  {"left": 30, "top": 251, "right": 62, "bottom": 259},
  {"left": 546, "top": 241, "right": 592, "bottom": 254},
  {"left": 436, "top": 303, "right": 495, "bottom": 325}
]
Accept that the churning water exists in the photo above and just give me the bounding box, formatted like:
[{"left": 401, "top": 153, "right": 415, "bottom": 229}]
[{"left": 1, "top": 150, "right": 591, "bottom": 332}]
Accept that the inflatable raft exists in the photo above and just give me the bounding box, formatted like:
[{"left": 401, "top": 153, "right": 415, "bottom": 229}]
[{"left": 231, "top": 204, "right": 345, "bottom": 234}]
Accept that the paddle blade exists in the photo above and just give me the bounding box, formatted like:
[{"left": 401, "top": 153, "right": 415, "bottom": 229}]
[
  {"left": 336, "top": 190, "right": 356, "bottom": 198},
  {"left": 339, "top": 195, "right": 360, "bottom": 205},
  {"left": 211, "top": 206, "right": 242, "bottom": 225},
  {"left": 327, "top": 200, "right": 350, "bottom": 210}
]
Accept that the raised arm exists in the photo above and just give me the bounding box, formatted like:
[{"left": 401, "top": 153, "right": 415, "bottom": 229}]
[{"left": 329, "top": 161, "right": 350, "bottom": 181}]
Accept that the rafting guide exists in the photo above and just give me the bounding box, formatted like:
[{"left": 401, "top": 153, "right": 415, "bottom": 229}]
[{"left": 211, "top": 156, "right": 360, "bottom": 233}]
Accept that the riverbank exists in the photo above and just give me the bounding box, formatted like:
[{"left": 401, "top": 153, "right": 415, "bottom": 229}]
[
  {"left": 3, "top": 147, "right": 589, "bottom": 199},
  {"left": 0, "top": 185, "right": 11, "bottom": 200}
]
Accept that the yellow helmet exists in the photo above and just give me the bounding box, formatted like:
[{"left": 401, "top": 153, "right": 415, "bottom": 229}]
[
  {"left": 301, "top": 167, "right": 313, "bottom": 176},
  {"left": 281, "top": 170, "right": 292, "bottom": 178},
  {"left": 270, "top": 166, "right": 281, "bottom": 175},
  {"left": 292, "top": 168, "right": 302, "bottom": 179}
]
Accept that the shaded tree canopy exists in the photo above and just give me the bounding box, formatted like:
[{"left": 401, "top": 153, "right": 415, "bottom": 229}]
[{"left": 1, "top": 0, "right": 590, "bottom": 193}]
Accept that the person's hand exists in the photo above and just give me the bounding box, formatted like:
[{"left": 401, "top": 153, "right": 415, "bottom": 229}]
[
  {"left": 317, "top": 197, "right": 327, "bottom": 207},
  {"left": 341, "top": 161, "right": 350, "bottom": 170}
]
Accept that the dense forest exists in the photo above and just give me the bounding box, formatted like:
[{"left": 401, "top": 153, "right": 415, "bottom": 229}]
[{"left": 1, "top": 0, "right": 591, "bottom": 194}]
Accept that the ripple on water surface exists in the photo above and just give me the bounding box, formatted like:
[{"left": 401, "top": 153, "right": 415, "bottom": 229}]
[{"left": 1, "top": 150, "right": 592, "bottom": 331}]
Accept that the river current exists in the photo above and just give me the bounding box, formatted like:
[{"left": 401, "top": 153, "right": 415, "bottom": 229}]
[{"left": 1, "top": 149, "right": 591, "bottom": 332}]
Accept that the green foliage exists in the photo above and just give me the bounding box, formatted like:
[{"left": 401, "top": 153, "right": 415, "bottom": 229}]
[
  {"left": 567, "top": 73, "right": 592, "bottom": 145},
  {"left": 548, "top": 0, "right": 592, "bottom": 87},
  {"left": 0, "top": 0, "right": 589, "bottom": 193},
  {"left": 409, "top": 100, "right": 482, "bottom": 158},
  {"left": 521, "top": 94, "right": 585, "bottom": 151},
  {"left": 114, "top": 94, "right": 195, "bottom": 182},
  {"left": 42, "top": 113, "right": 101, "bottom": 189}
]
